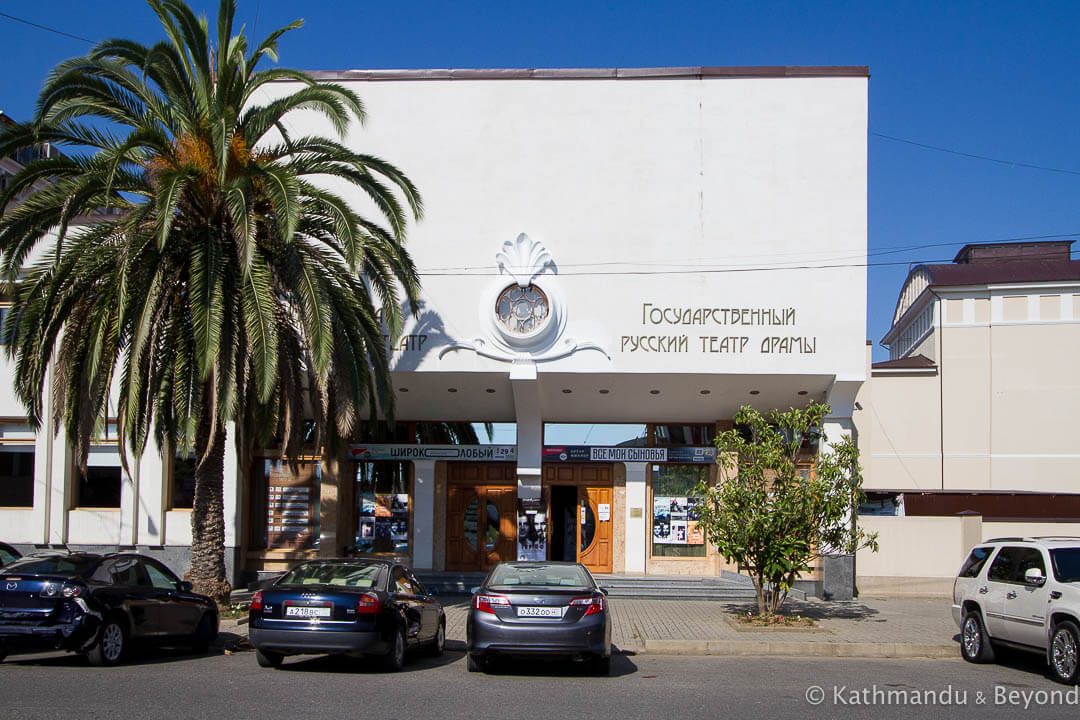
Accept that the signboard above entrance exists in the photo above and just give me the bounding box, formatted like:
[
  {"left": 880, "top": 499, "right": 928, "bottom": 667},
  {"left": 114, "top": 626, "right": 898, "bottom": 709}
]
[
  {"left": 350, "top": 444, "right": 516, "bottom": 461},
  {"left": 351, "top": 444, "right": 717, "bottom": 463},
  {"left": 543, "top": 446, "right": 716, "bottom": 463}
]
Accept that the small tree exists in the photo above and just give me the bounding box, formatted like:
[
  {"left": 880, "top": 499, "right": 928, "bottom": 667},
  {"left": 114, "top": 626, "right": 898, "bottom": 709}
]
[{"left": 694, "top": 402, "right": 878, "bottom": 617}]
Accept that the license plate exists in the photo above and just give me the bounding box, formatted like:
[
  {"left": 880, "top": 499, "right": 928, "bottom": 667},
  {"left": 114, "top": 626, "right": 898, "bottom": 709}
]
[
  {"left": 286, "top": 606, "right": 331, "bottom": 618},
  {"left": 516, "top": 606, "right": 564, "bottom": 618}
]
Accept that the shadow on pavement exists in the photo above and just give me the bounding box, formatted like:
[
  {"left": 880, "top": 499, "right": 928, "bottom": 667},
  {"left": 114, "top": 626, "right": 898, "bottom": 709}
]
[{"left": 720, "top": 600, "right": 882, "bottom": 621}]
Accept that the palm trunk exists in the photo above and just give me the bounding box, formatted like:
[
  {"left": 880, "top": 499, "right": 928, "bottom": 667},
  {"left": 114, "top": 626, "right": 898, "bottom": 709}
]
[{"left": 185, "top": 404, "right": 232, "bottom": 604}]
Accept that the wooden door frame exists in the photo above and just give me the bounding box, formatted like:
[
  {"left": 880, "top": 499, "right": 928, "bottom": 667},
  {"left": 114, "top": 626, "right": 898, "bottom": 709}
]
[
  {"left": 446, "top": 463, "right": 517, "bottom": 571},
  {"left": 541, "top": 463, "right": 614, "bottom": 571}
]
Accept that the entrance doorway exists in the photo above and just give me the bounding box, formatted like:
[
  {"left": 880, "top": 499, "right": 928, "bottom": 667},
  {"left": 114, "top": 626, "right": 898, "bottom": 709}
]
[
  {"left": 543, "top": 464, "right": 614, "bottom": 574},
  {"left": 445, "top": 463, "right": 517, "bottom": 571}
]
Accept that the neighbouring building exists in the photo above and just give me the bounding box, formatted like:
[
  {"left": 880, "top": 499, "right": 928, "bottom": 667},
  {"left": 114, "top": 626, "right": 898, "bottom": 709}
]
[{"left": 855, "top": 240, "right": 1080, "bottom": 594}]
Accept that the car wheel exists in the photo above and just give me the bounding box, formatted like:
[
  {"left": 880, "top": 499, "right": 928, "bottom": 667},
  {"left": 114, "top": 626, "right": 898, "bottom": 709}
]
[
  {"left": 960, "top": 610, "right": 995, "bottom": 664},
  {"left": 466, "top": 652, "right": 485, "bottom": 672},
  {"left": 87, "top": 617, "right": 127, "bottom": 666},
  {"left": 191, "top": 612, "right": 216, "bottom": 654},
  {"left": 1050, "top": 621, "right": 1080, "bottom": 684},
  {"left": 255, "top": 647, "right": 283, "bottom": 668},
  {"left": 592, "top": 654, "right": 611, "bottom": 676},
  {"left": 427, "top": 621, "right": 445, "bottom": 657},
  {"left": 382, "top": 627, "right": 406, "bottom": 672}
]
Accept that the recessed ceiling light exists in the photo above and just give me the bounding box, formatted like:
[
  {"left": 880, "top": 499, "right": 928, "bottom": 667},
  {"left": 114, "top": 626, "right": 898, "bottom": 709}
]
[
  {"left": 447, "top": 388, "right": 458, "bottom": 393},
  {"left": 700, "top": 389, "right": 711, "bottom": 395},
  {"left": 485, "top": 388, "right": 496, "bottom": 394},
  {"left": 797, "top": 390, "right": 808, "bottom": 396},
  {"left": 649, "top": 389, "right": 660, "bottom": 395},
  {"left": 598, "top": 389, "right": 610, "bottom": 395},
  {"left": 749, "top": 390, "right": 760, "bottom": 395},
  {"left": 398, "top": 388, "right": 409, "bottom": 393},
  {"left": 562, "top": 389, "right": 572, "bottom": 394}
]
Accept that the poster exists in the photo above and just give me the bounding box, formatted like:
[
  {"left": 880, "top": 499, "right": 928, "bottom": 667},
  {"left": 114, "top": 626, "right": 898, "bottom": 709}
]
[
  {"left": 653, "top": 495, "right": 705, "bottom": 545},
  {"left": 517, "top": 498, "right": 547, "bottom": 561},
  {"left": 356, "top": 492, "right": 408, "bottom": 553}
]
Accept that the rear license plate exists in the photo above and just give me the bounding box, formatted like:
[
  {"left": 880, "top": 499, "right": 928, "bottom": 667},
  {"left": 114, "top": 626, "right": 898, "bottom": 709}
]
[
  {"left": 285, "top": 606, "right": 331, "bottom": 618},
  {"left": 516, "top": 606, "right": 564, "bottom": 618}
]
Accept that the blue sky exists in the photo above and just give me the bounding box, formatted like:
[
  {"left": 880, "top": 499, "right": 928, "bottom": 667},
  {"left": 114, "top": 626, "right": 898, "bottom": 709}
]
[{"left": 3, "top": 0, "right": 1079, "bottom": 361}]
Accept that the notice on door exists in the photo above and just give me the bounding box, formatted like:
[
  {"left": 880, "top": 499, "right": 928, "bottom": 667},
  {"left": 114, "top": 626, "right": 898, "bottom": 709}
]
[{"left": 598, "top": 503, "right": 611, "bottom": 522}]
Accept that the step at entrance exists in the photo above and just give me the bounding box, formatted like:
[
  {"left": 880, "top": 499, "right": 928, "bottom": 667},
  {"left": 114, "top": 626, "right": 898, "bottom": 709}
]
[{"left": 417, "top": 570, "right": 759, "bottom": 601}]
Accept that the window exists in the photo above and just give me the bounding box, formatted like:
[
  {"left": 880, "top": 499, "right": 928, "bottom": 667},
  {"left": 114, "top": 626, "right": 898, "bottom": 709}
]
[
  {"left": 170, "top": 451, "right": 196, "bottom": 509},
  {"left": 651, "top": 464, "right": 708, "bottom": 558},
  {"left": 958, "top": 546, "right": 993, "bottom": 578},
  {"left": 77, "top": 467, "right": 122, "bottom": 508},
  {"left": 543, "top": 423, "right": 647, "bottom": 446},
  {"left": 988, "top": 546, "right": 1045, "bottom": 584},
  {"left": 495, "top": 284, "right": 549, "bottom": 335},
  {"left": 355, "top": 462, "right": 409, "bottom": 554},
  {"left": 0, "top": 302, "right": 11, "bottom": 345},
  {"left": 109, "top": 558, "right": 147, "bottom": 587},
  {"left": 653, "top": 425, "right": 714, "bottom": 446},
  {"left": 143, "top": 560, "right": 179, "bottom": 590},
  {"left": 392, "top": 566, "right": 417, "bottom": 595},
  {"left": 0, "top": 424, "right": 34, "bottom": 507}
]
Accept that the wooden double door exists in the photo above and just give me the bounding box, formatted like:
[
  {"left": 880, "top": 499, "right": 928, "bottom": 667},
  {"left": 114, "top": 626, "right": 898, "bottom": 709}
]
[
  {"left": 445, "top": 464, "right": 518, "bottom": 571},
  {"left": 543, "top": 464, "right": 614, "bottom": 574}
]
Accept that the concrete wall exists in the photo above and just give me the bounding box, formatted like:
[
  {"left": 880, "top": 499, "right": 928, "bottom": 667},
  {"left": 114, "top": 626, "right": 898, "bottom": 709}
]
[{"left": 856, "top": 514, "right": 1080, "bottom": 596}]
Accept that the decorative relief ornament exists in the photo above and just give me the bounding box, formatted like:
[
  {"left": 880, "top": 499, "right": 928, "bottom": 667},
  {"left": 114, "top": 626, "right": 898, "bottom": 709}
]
[{"left": 439, "top": 233, "right": 608, "bottom": 363}]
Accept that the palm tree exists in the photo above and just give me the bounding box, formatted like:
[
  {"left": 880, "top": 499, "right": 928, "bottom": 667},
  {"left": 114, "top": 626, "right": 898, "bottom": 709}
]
[{"left": 0, "top": 0, "right": 422, "bottom": 601}]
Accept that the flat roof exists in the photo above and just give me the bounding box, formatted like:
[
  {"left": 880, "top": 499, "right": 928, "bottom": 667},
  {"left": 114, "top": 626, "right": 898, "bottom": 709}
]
[{"left": 300, "top": 66, "right": 869, "bottom": 82}]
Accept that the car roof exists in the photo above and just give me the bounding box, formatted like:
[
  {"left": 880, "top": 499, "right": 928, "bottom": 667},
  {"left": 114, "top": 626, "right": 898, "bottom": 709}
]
[{"left": 982, "top": 537, "right": 1080, "bottom": 548}]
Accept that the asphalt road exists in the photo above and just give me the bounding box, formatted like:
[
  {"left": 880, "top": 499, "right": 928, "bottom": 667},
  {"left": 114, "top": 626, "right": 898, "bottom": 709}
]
[{"left": 1, "top": 641, "right": 1078, "bottom": 720}]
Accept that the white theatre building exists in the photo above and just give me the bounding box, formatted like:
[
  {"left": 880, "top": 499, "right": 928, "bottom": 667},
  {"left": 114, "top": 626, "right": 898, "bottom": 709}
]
[{"left": 1, "top": 67, "right": 869, "bottom": 585}]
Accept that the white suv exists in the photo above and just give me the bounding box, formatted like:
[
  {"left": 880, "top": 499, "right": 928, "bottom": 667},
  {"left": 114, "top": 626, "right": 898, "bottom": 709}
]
[{"left": 953, "top": 537, "right": 1080, "bottom": 683}]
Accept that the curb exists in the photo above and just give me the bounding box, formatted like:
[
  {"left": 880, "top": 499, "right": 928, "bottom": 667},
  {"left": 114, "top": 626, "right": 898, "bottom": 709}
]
[{"left": 619, "top": 640, "right": 957, "bottom": 659}]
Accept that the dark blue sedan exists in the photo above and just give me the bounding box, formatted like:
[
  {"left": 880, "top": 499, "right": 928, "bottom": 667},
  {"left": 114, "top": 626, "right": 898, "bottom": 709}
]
[
  {"left": 467, "top": 561, "right": 611, "bottom": 675},
  {"left": 248, "top": 558, "right": 445, "bottom": 671}
]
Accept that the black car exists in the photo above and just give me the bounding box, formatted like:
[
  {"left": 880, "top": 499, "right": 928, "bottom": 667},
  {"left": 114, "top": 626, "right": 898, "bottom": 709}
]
[
  {"left": 467, "top": 561, "right": 612, "bottom": 675},
  {"left": 0, "top": 543, "right": 21, "bottom": 568},
  {"left": 248, "top": 558, "right": 445, "bottom": 671},
  {"left": 0, "top": 551, "right": 218, "bottom": 665}
]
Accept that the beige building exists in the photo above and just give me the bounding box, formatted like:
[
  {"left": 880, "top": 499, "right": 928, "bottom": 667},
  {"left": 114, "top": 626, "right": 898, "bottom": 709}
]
[{"left": 854, "top": 240, "right": 1080, "bottom": 594}]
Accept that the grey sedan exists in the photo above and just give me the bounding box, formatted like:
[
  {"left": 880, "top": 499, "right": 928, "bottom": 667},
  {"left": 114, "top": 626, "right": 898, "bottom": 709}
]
[{"left": 466, "top": 561, "right": 611, "bottom": 675}]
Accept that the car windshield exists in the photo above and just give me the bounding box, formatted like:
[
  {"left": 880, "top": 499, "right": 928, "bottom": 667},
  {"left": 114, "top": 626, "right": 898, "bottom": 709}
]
[
  {"left": 278, "top": 562, "right": 383, "bottom": 589},
  {"left": 488, "top": 563, "right": 592, "bottom": 588},
  {"left": 2, "top": 555, "right": 99, "bottom": 577},
  {"left": 1050, "top": 548, "right": 1080, "bottom": 583}
]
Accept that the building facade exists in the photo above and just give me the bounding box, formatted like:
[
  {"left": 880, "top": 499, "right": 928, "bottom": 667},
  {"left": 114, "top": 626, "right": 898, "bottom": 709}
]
[
  {"left": 1, "top": 67, "right": 869, "bottom": 584},
  {"left": 854, "top": 240, "right": 1080, "bottom": 593}
]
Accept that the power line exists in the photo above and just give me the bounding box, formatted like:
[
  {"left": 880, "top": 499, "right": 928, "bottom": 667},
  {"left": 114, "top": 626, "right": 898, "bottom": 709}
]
[
  {"left": 0, "top": 11, "right": 94, "bottom": 44},
  {"left": 872, "top": 132, "right": 1080, "bottom": 177},
  {"left": 415, "top": 233, "right": 1080, "bottom": 275}
]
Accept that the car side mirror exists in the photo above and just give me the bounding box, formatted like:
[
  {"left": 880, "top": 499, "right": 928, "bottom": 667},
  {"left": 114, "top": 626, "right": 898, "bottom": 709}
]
[
  {"left": 1024, "top": 568, "right": 1046, "bottom": 586},
  {"left": 469, "top": 586, "right": 480, "bottom": 594},
  {"left": 599, "top": 587, "right": 609, "bottom": 595},
  {"left": 177, "top": 581, "right": 194, "bottom": 592},
  {"left": 429, "top": 587, "right": 439, "bottom": 596}
]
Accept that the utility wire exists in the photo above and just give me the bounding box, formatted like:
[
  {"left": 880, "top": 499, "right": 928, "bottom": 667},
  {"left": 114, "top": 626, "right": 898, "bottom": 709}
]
[
  {"left": 873, "top": 132, "right": 1080, "bottom": 177},
  {"left": 0, "top": 11, "right": 94, "bottom": 44}
]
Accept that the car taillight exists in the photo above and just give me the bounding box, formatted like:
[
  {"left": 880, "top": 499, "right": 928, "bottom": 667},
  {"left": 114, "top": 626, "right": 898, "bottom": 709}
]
[
  {"left": 473, "top": 594, "right": 511, "bottom": 614},
  {"left": 249, "top": 590, "right": 263, "bottom": 611},
  {"left": 357, "top": 593, "right": 381, "bottom": 614},
  {"left": 570, "top": 595, "right": 605, "bottom": 616},
  {"left": 61, "top": 582, "right": 85, "bottom": 598}
]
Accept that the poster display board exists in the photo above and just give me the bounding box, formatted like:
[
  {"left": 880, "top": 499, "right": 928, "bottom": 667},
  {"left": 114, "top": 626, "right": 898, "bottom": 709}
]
[
  {"left": 517, "top": 497, "right": 547, "bottom": 561},
  {"left": 265, "top": 461, "right": 319, "bottom": 549},
  {"left": 652, "top": 495, "right": 705, "bottom": 545},
  {"left": 357, "top": 492, "right": 409, "bottom": 554}
]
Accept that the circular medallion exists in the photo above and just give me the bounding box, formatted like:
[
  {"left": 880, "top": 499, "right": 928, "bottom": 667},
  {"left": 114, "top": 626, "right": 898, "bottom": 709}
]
[{"left": 495, "top": 284, "right": 550, "bottom": 336}]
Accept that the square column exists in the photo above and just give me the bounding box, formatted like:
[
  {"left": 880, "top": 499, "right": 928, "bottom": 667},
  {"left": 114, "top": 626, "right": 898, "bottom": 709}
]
[
  {"left": 412, "top": 460, "right": 436, "bottom": 570},
  {"left": 624, "top": 462, "right": 647, "bottom": 573}
]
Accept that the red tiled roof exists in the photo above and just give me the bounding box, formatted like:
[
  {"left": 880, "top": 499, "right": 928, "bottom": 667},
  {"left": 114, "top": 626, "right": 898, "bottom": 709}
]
[
  {"left": 918, "top": 259, "right": 1080, "bottom": 287},
  {"left": 871, "top": 354, "right": 936, "bottom": 370}
]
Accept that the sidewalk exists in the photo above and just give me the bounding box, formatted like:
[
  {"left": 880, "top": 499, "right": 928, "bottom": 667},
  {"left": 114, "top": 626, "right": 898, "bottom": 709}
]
[{"left": 223, "top": 595, "right": 960, "bottom": 659}]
